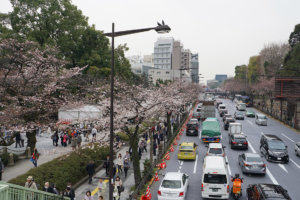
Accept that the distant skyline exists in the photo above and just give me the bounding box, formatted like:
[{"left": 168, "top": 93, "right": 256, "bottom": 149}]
[{"left": 1, "top": 0, "right": 300, "bottom": 82}]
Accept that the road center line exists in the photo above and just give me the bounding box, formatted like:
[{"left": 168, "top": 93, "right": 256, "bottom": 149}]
[
  {"left": 199, "top": 130, "right": 202, "bottom": 139},
  {"left": 290, "top": 159, "right": 300, "bottom": 169},
  {"left": 266, "top": 168, "right": 279, "bottom": 185},
  {"left": 281, "top": 133, "right": 295, "bottom": 143},
  {"left": 278, "top": 164, "right": 288, "bottom": 173},
  {"left": 248, "top": 141, "right": 256, "bottom": 153},
  {"left": 247, "top": 120, "right": 253, "bottom": 125},
  {"left": 193, "top": 155, "right": 198, "bottom": 173},
  {"left": 225, "top": 156, "right": 232, "bottom": 176}
]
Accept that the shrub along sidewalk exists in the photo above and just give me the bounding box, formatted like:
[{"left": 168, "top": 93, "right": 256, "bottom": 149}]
[{"left": 9, "top": 144, "right": 109, "bottom": 191}]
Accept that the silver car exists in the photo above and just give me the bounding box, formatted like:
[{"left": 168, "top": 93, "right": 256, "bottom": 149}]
[
  {"left": 238, "top": 153, "right": 266, "bottom": 175},
  {"left": 255, "top": 113, "right": 267, "bottom": 126},
  {"left": 295, "top": 142, "right": 300, "bottom": 156}
]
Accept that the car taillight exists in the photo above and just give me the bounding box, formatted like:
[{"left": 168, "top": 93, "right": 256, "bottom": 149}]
[
  {"left": 206, "top": 152, "right": 208, "bottom": 156},
  {"left": 179, "top": 192, "right": 184, "bottom": 197},
  {"left": 157, "top": 190, "right": 161, "bottom": 196},
  {"left": 227, "top": 185, "right": 229, "bottom": 193},
  {"left": 262, "top": 164, "right": 266, "bottom": 167},
  {"left": 232, "top": 141, "right": 237, "bottom": 144},
  {"left": 243, "top": 141, "right": 248, "bottom": 145},
  {"left": 201, "top": 183, "right": 204, "bottom": 191}
]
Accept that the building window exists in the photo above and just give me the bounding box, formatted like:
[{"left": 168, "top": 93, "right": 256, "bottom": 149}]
[
  {"left": 166, "top": 71, "right": 170, "bottom": 74},
  {"left": 157, "top": 72, "right": 161, "bottom": 74}
]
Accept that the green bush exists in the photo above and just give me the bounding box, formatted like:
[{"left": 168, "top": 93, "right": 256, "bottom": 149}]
[
  {"left": 0, "top": 152, "right": 18, "bottom": 166},
  {"left": 116, "top": 132, "right": 129, "bottom": 141},
  {"left": 9, "top": 144, "right": 109, "bottom": 191}
]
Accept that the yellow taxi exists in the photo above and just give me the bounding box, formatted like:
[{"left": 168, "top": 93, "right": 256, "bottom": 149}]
[{"left": 177, "top": 142, "right": 197, "bottom": 160}]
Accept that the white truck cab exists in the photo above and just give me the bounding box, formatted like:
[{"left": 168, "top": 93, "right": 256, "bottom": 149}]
[{"left": 228, "top": 123, "right": 244, "bottom": 137}]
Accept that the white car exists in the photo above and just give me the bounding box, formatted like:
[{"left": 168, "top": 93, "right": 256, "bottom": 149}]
[
  {"left": 206, "top": 143, "right": 225, "bottom": 157},
  {"left": 295, "top": 142, "right": 300, "bottom": 156},
  {"left": 157, "top": 172, "right": 189, "bottom": 200}
]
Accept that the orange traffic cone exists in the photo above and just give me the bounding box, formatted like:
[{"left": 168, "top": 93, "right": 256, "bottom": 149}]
[
  {"left": 165, "top": 151, "right": 170, "bottom": 160},
  {"left": 161, "top": 159, "right": 167, "bottom": 169},
  {"left": 181, "top": 128, "right": 184, "bottom": 132},
  {"left": 170, "top": 145, "right": 174, "bottom": 152},
  {"left": 179, "top": 131, "right": 183, "bottom": 135},
  {"left": 154, "top": 171, "right": 160, "bottom": 181},
  {"left": 177, "top": 134, "right": 180, "bottom": 140},
  {"left": 146, "top": 186, "right": 152, "bottom": 200},
  {"left": 174, "top": 139, "right": 178, "bottom": 145}
]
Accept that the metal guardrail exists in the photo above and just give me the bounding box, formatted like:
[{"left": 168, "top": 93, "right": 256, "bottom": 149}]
[{"left": 0, "top": 181, "right": 70, "bottom": 200}]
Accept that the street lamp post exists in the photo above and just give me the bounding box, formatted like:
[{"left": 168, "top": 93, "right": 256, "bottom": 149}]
[{"left": 104, "top": 21, "right": 171, "bottom": 200}]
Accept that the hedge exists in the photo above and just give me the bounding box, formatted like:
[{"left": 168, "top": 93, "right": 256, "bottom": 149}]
[
  {"left": 9, "top": 144, "right": 109, "bottom": 191},
  {"left": 116, "top": 132, "right": 129, "bottom": 141}
]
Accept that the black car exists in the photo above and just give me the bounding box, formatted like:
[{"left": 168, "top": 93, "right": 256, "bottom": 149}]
[
  {"left": 234, "top": 111, "right": 244, "bottom": 120},
  {"left": 224, "top": 118, "right": 235, "bottom": 130},
  {"left": 260, "top": 134, "right": 289, "bottom": 163},
  {"left": 230, "top": 134, "right": 248, "bottom": 149},
  {"left": 247, "top": 184, "right": 291, "bottom": 200},
  {"left": 186, "top": 120, "right": 199, "bottom": 136}
]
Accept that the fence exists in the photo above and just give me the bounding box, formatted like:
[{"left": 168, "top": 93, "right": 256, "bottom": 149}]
[{"left": 0, "top": 181, "right": 70, "bottom": 200}]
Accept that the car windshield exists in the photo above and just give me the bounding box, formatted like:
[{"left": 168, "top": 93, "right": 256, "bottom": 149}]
[
  {"left": 268, "top": 141, "right": 286, "bottom": 150},
  {"left": 236, "top": 112, "right": 243, "bottom": 115},
  {"left": 247, "top": 110, "right": 253, "bottom": 113},
  {"left": 204, "top": 174, "right": 227, "bottom": 184},
  {"left": 180, "top": 146, "right": 193, "bottom": 152},
  {"left": 233, "top": 138, "right": 246, "bottom": 142},
  {"left": 161, "top": 180, "right": 181, "bottom": 189},
  {"left": 209, "top": 148, "right": 222, "bottom": 154},
  {"left": 258, "top": 116, "right": 267, "bottom": 119},
  {"left": 247, "top": 156, "right": 262, "bottom": 162},
  {"left": 187, "top": 124, "right": 197, "bottom": 129}
]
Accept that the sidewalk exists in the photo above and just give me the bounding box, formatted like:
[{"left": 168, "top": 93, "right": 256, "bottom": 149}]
[
  {"left": 2, "top": 133, "right": 105, "bottom": 182},
  {"left": 75, "top": 139, "right": 153, "bottom": 200}
]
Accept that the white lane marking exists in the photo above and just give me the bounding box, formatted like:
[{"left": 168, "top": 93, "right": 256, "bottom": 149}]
[
  {"left": 180, "top": 161, "right": 183, "bottom": 165},
  {"left": 281, "top": 133, "right": 295, "bottom": 143},
  {"left": 179, "top": 166, "right": 182, "bottom": 170},
  {"left": 248, "top": 141, "right": 257, "bottom": 153},
  {"left": 199, "top": 131, "right": 202, "bottom": 139},
  {"left": 266, "top": 168, "right": 279, "bottom": 185},
  {"left": 193, "top": 155, "right": 198, "bottom": 174},
  {"left": 290, "top": 159, "right": 300, "bottom": 169},
  {"left": 178, "top": 169, "right": 181, "bottom": 172},
  {"left": 225, "top": 156, "right": 232, "bottom": 175},
  {"left": 278, "top": 164, "right": 288, "bottom": 173},
  {"left": 247, "top": 120, "right": 253, "bottom": 125},
  {"left": 260, "top": 132, "right": 264, "bottom": 135}
]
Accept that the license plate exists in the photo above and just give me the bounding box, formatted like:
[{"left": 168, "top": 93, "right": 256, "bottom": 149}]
[
  {"left": 238, "top": 144, "right": 242, "bottom": 146},
  {"left": 212, "top": 188, "right": 218, "bottom": 192},
  {"left": 278, "top": 158, "right": 282, "bottom": 160},
  {"left": 184, "top": 153, "right": 188, "bottom": 155}
]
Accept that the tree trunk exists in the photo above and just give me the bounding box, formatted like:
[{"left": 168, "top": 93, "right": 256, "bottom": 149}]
[
  {"left": 26, "top": 130, "right": 36, "bottom": 153},
  {"left": 126, "top": 125, "right": 141, "bottom": 187},
  {"left": 149, "top": 128, "right": 153, "bottom": 166},
  {"left": 167, "top": 111, "right": 172, "bottom": 141}
]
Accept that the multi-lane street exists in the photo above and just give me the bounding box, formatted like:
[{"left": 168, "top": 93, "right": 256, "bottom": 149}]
[{"left": 150, "top": 98, "right": 300, "bottom": 200}]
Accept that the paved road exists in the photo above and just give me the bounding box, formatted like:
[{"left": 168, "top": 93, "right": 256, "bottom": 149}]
[{"left": 150, "top": 99, "right": 300, "bottom": 200}]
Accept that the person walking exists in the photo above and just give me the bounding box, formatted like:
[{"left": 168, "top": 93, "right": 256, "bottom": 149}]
[
  {"left": 104, "top": 155, "right": 110, "bottom": 175},
  {"left": 31, "top": 148, "right": 39, "bottom": 167},
  {"left": 114, "top": 176, "right": 123, "bottom": 199},
  {"left": 43, "top": 182, "right": 54, "bottom": 194},
  {"left": 113, "top": 184, "right": 119, "bottom": 200},
  {"left": 71, "top": 135, "right": 77, "bottom": 151},
  {"left": 15, "top": 131, "right": 21, "bottom": 148},
  {"left": 123, "top": 158, "right": 130, "bottom": 178},
  {"left": 153, "top": 141, "right": 157, "bottom": 156},
  {"left": 25, "top": 176, "right": 37, "bottom": 190},
  {"left": 20, "top": 131, "right": 25, "bottom": 147},
  {"left": 142, "top": 139, "right": 147, "bottom": 152},
  {"left": 97, "top": 178, "right": 106, "bottom": 197},
  {"left": 63, "top": 133, "right": 68, "bottom": 147},
  {"left": 0, "top": 158, "right": 4, "bottom": 180},
  {"left": 116, "top": 153, "right": 123, "bottom": 175},
  {"left": 84, "top": 191, "right": 93, "bottom": 200},
  {"left": 77, "top": 133, "right": 82, "bottom": 148},
  {"left": 64, "top": 183, "right": 75, "bottom": 200},
  {"left": 52, "top": 131, "right": 58, "bottom": 146},
  {"left": 86, "top": 160, "right": 95, "bottom": 184},
  {"left": 92, "top": 126, "right": 97, "bottom": 142}
]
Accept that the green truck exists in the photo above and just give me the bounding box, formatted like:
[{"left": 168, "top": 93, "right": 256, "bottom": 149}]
[{"left": 201, "top": 117, "right": 221, "bottom": 143}]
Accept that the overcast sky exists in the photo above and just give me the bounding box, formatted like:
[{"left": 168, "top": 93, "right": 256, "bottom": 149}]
[{"left": 1, "top": 0, "right": 300, "bottom": 81}]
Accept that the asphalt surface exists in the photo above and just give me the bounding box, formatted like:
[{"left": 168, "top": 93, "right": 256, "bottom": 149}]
[{"left": 150, "top": 99, "right": 300, "bottom": 200}]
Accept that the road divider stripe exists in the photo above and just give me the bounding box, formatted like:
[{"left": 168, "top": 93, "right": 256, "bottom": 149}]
[
  {"left": 225, "top": 156, "right": 232, "bottom": 176},
  {"left": 199, "top": 131, "right": 202, "bottom": 139},
  {"left": 193, "top": 155, "right": 198, "bottom": 174},
  {"left": 266, "top": 168, "right": 278, "bottom": 185},
  {"left": 278, "top": 164, "right": 288, "bottom": 173},
  {"left": 281, "top": 133, "right": 295, "bottom": 143},
  {"left": 290, "top": 159, "right": 300, "bottom": 169},
  {"left": 247, "top": 120, "right": 253, "bottom": 125},
  {"left": 248, "top": 141, "right": 256, "bottom": 154}
]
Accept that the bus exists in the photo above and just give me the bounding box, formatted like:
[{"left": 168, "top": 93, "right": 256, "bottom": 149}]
[
  {"left": 241, "top": 96, "right": 252, "bottom": 107},
  {"left": 234, "top": 94, "right": 242, "bottom": 103}
]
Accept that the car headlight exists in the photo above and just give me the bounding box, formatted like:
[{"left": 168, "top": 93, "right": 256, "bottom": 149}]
[{"left": 268, "top": 150, "right": 274, "bottom": 155}]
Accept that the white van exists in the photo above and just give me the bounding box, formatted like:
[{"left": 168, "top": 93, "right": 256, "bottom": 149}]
[
  {"left": 236, "top": 103, "right": 246, "bottom": 111},
  {"left": 218, "top": 104, "right": 226, "bottom": 111},
  {"left": 202, "top": 156, "right": 229, "bottom": 199}
]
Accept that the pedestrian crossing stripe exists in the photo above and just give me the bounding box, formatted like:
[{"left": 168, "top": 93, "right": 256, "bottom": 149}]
[{"left": 91, "top": 179, "right": 109, "bottom": 196}]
